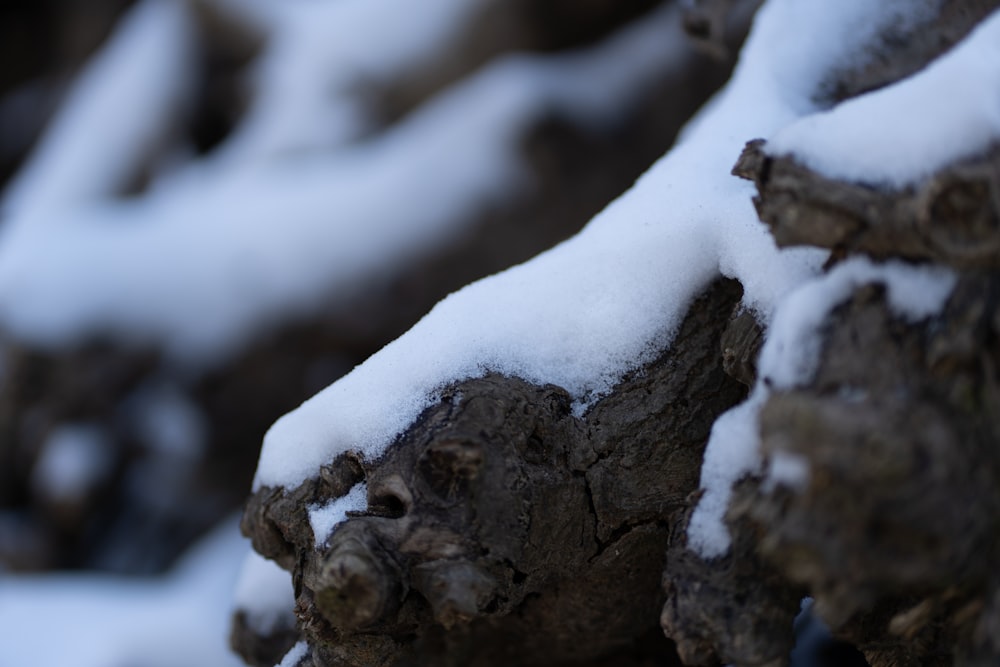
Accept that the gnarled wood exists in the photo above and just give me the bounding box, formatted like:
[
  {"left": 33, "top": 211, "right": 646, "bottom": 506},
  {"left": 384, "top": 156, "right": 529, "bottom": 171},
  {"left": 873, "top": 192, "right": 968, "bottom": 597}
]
[{"left": 240, "top": 279, "right": 748, "bottom": 667}]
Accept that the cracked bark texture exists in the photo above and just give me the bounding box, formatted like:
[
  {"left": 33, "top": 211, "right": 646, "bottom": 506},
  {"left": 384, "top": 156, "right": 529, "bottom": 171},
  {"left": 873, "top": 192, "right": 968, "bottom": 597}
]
[{"left": 240, "top": 279, "right": 748, "bottom": 667}]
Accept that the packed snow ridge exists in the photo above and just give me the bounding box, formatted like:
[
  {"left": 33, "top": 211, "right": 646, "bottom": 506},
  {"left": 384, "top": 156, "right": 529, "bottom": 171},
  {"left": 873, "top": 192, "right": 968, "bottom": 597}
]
[
  {"left": 255, "top": 0, "right": 991, "bottom": 497},
  {"left": 766, "top": 9, "right": 1000, "bottom": 189}
]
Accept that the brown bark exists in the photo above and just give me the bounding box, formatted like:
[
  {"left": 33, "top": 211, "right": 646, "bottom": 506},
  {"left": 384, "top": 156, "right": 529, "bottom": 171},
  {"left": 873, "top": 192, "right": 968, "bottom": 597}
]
[
  {"left": 726, "top": 80, "right": 1000, "bottom": 666},
  {"left": 734, "top": 140, "right": 1000, "bottom": 270},
  {"left": 240, "top": 279, "right": 748, "bottom": 667},
  {"left": 655, "top": 5, "right": 1000, "bottom": 665},
  {"left": 730, "top": 274, "right": 1000, "bottom": 667},
  {"left": 703, "top": 46, "right": 1000, "bottom": 667}
]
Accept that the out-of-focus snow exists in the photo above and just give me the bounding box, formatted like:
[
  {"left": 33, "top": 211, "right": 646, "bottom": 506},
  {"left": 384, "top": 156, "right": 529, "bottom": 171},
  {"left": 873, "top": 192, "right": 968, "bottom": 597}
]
[
  {"left": 30, "top": 424, "right": 114, "bottom": 503},
  {"left": 767, "top": 9, "right": 1000, "bottom": 188},
  {"left": 255, "top": 0, "right": 941, "bottom": 490},
  {"left": 764, "top": 451, "right": 811, "bottom": 491},
  {"left": 213, "top": 0, "right": 496, "bottom": 165},
  {"left": 0, "top": 3, "right": 692, "bottom": 366},
  {"left": 233, "top": 550, "right": 295, "bottom": 634},
  {"left": 1, "top": 0, "right": 196, "bottom": 220},
  {"left": 0, "top": 517, "right": 247, "bottom": 667},
  {"left": 125, "top": 381, "right": 207, "bottom": 458},
  {"left": 688, "top": 258, "right": 956, "bottom": 557},
  {"left": 308, "top": 482, "right": 367, "bottom": 548}
]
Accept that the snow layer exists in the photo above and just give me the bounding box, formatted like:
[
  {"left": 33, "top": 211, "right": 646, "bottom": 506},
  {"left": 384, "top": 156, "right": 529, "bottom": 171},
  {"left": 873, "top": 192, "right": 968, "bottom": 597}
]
[
  {"left": 309, "top": 482, "right": 367, "bottom": 548},
  {"left": 233, "top": 550, "right": 295, "bottom": 634},
  {"left": 254, "top": 0, "right": 939, "bottom": 490},
  {"left": 688, "top": 258, "right": 956, "bottom": 557},
  {"left": 0, "top": 517, "right": 247, "bottom": 667},
  {"left": 767, "top": 9, "right": 1000, "bottom": 188},
  {"left": 0, "top": 3, "right": 692, "bottom": 365}
]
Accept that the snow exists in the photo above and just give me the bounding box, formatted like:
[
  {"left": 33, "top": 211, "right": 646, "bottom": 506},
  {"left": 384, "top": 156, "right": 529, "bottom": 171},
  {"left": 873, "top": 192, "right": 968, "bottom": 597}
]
[
  {"left": 767, "top": 9, "right": 1000, "bottom": 188},
  {"left": 31, "top": 424, "right": 114, "bottom": 503},
  {"left": 124, "top": 381, "right": 207, "bottom": 458},
  {"left": 277, "top": 641, "right": 309, "bottom": 667},
  {"left": 756, "top": 258, "right": 956, "bottom": 392},
  {"left": 308, "top": 482, "right": 367, "bottom": 548},
  {"left": 0, "top": 3, "right": 692, "bottom": 366},
  {"left": 254, "top": 0, "right": 941, "bottom": 490},
  {"left": 688, "top": 258, "right": 956, "bottom": 557},
  {"left": 765, "top": 451, "right": 811, "bottom": 492},
  {"left": 1, "top": 0, "right": 195, "bottom": 220},
  {"left": 213, "top": 0, "right": 495, "bottom": 165},
  {"left": 686, "top": 396, "right": 766, "bottom": 555},
  {"left": 232, "top": 550, "right": 295, "bottom": 634},
  {"left": 0, "top": 517, "right": 247, "bottom": 667}
]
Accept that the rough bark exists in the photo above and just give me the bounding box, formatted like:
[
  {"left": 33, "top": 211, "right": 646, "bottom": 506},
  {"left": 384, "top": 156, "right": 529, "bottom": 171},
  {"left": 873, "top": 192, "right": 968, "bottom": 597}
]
[
  {"left": 727, "top": 95, "right": 1000, "bottom": 665},
  {"left": 817, "top": 1, "right": 1000, "bottom": 105},
  {"left": 734, "top": 140, "right": 1000, "bottom": 270},
  {"left": 240, "top": 279, "right": 748, "bottom": 667},
  {"left": 658, "top": 145, "right": 1000, "bottom": 666},
  {"left": 8, "top": 1, "right": 999, "bottom": 665},
  {"left": 655, "top": 4, "right": 1000, "bottom": 666},
  {"left": 231, "top": 609, "right": 301, "bottom": 667},
  {"left": 724, "top": 156, "right": 1000, "bottom": 666},
  {"left": 730, "top": 278, "right": 1000, "bottom": 667}
]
